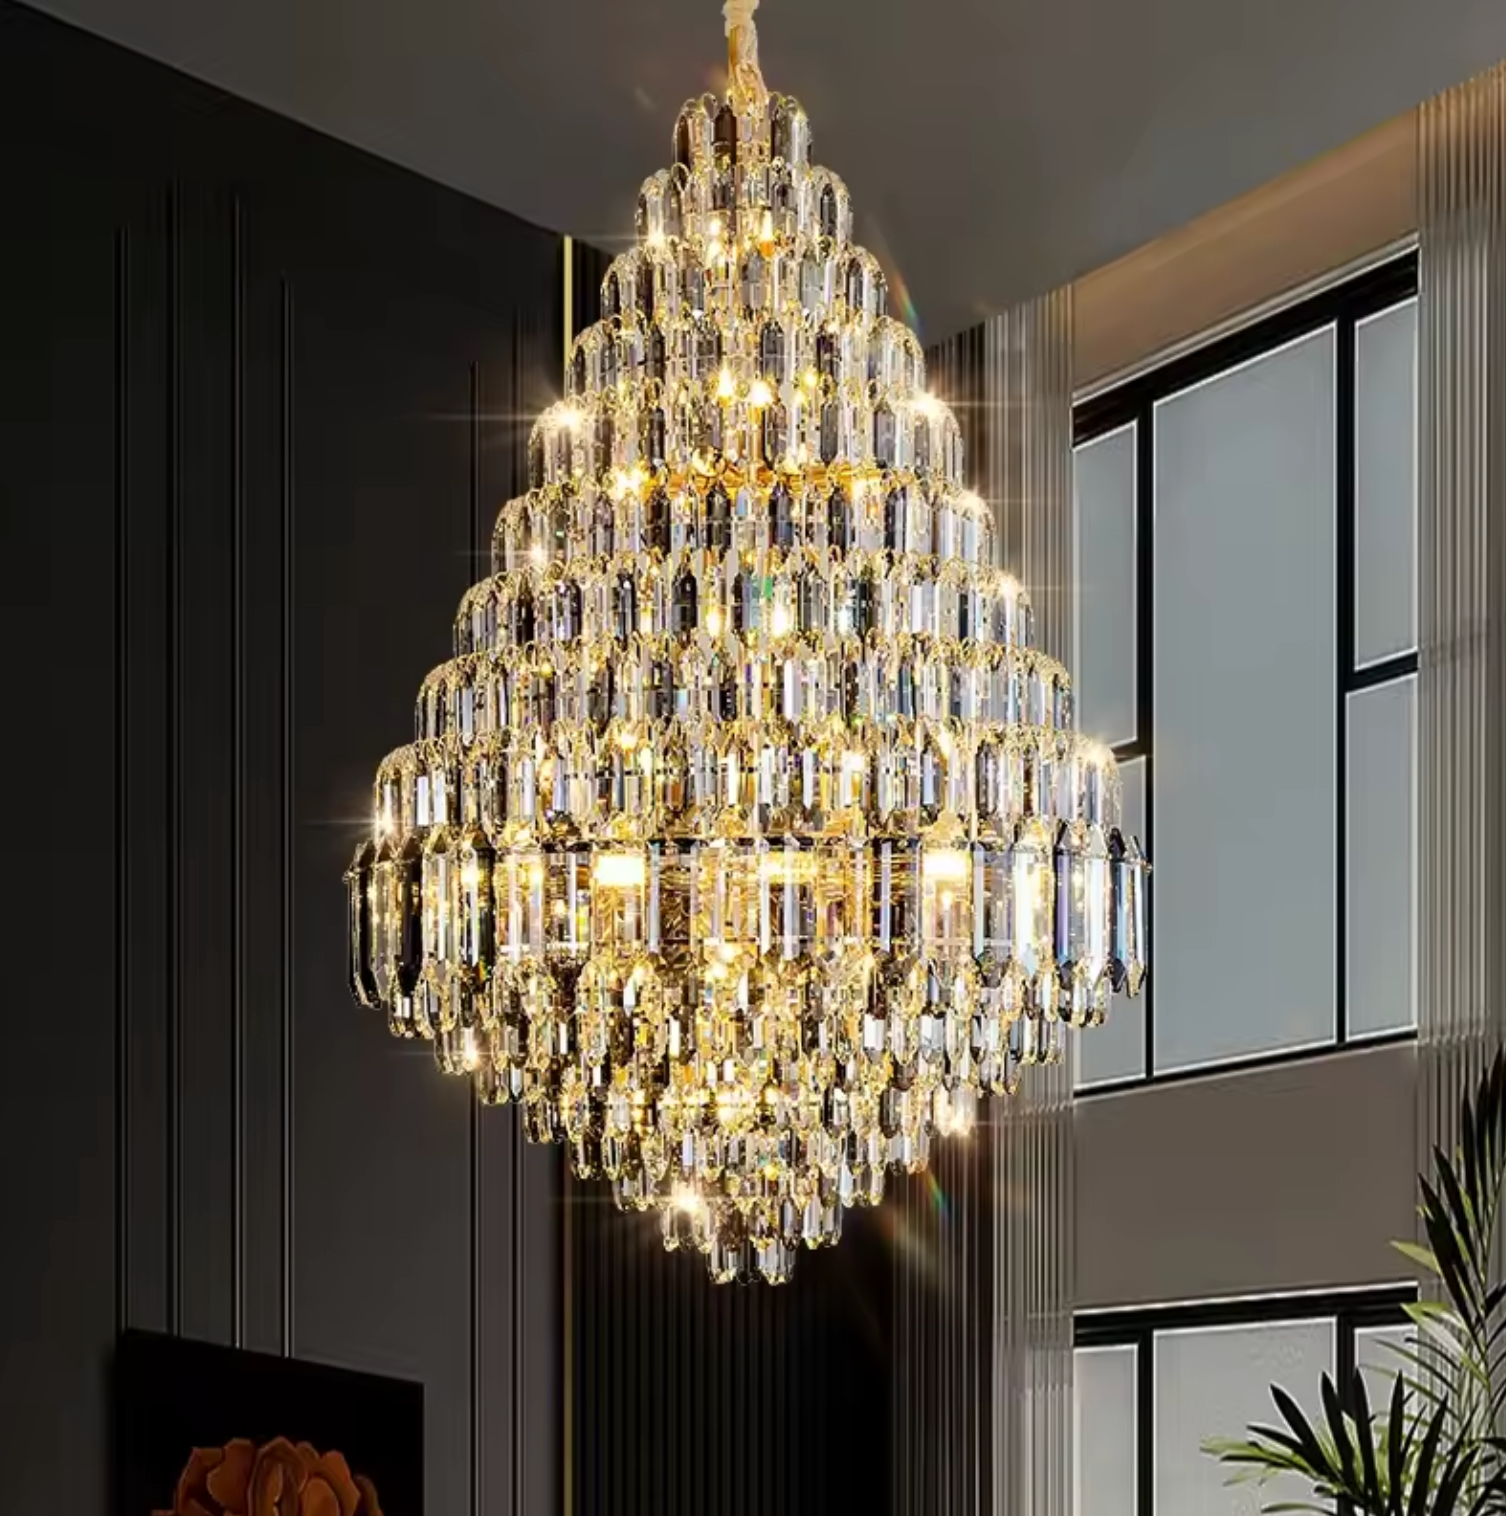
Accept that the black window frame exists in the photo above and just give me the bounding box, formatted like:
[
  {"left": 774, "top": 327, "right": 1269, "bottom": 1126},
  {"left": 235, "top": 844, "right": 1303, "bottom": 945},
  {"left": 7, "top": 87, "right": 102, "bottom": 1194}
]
[
  {"left": 1073, "top": 251, "right": 1421, "bottom": 1094},
  {"left": 1075, "top": 1285, "right": 1416, "bottom": 1516}
]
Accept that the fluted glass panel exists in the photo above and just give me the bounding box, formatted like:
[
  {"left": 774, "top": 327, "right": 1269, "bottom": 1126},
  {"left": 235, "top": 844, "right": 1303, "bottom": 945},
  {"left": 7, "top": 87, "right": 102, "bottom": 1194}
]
[
  {"left": 1073, "top": 1346, "right": 1136, "bottom": 1516},
  {"left": 1078, "top": 756, "right": 1145, "bottom": 1086},
  {"left": 1155, "top": 1320, "right": 1332, "bottom": 1516},
  {"left": 895, "top": 290, "right": 1076, "bottom": 1516},
  {"left": 1417, "top": 60, "right": 1506, "bottom": 1204},
  {"left": 988, "top": 289, "right": 1075, "bottom": 1516},
  {"left": 1154, "top": 331, "right": 1337, "bottom": 1072},
  {"left": 1347, "top": 676, "right": 1417, "bottom": 1037},
  {"left": 1355, "top": 299, "right": 1419, "bottom": 668},
  {"left": 1074, "top": 424, "right": 1137, "bottom": 747}
]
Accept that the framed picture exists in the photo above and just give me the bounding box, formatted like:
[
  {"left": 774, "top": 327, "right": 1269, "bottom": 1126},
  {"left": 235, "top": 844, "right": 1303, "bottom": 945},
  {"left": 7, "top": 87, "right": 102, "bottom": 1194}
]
[{"left": 115, "top": 1331, "right": 423, "bottom": 1516}]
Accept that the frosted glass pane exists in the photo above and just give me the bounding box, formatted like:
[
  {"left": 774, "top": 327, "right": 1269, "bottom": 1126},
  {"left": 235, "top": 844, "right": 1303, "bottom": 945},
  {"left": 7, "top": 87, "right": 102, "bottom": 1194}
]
[
  {"left": 1347, "top": 676, "right": 1417, "bottom": 1037},
  {"left": 1154, "top": 331, "right": 1337, "bottom": 1072},
  {"left": 1075, "top": 424, "right": 1138, "bottom": 747},
  {"left": 1078, "top": 757, "right": 1146, "bottom": 1086},
  {"left": 1075, "top": 1345, "right": 1137, "bottom": 1516},
  {"left": 1356, "top": 1325, "right": 1413, "bottom": 1413},
  {"left": 1356, "top": 300, "right": 1418, "bottom": 666},
  {"left": 1156, "top": 1319, "right": 1333, "bottom": 1516}
]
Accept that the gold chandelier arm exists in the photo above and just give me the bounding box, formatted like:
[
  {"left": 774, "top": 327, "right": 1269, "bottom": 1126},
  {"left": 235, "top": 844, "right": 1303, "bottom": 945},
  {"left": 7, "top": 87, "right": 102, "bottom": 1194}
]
[{"left": 723, "top": 0, "right": 766, "bottom": 106}]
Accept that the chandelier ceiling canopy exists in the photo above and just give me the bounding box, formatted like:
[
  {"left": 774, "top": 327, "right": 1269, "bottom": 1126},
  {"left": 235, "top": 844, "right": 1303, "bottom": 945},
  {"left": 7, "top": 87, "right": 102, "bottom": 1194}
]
[{"left": 345, "top": 0, "right": 1148, "bottom": 1283}]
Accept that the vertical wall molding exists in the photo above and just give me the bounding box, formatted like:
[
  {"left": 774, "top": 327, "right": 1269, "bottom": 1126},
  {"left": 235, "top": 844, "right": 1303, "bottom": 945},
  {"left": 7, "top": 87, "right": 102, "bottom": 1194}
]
[
  {"left": 470, "top": 1089, "right": 482, "bottom": 1516},
  {"left": 468, "top": 357, "right": 483, "bottom": 1516},
  {"left": 1417, "top": 62, "right": 1506, "bottom": 1191},
  {"left": 279, "top": 273, "right": 296, "bottom": 1359},
  {"left": 115, "top": 221, "right": 133, "bottom": 1342},
  {"left": 903, "top": 291, "right": 1076, "bottom": 1516},
  {"left": 511, "top": 1115, "right": 524, "bottom": 1515},
  {"left": 231, "top": 192, "right": 246, "bottom": 1352},
  {"left": 167, "top": 182, "right": 184, "bottom": 1341},
  {"left": 559, "top": 236, "right": 576, "bottom": 1516},
  {"left": 988, "top": 290, "right": 1075, "bottom": 1516}
]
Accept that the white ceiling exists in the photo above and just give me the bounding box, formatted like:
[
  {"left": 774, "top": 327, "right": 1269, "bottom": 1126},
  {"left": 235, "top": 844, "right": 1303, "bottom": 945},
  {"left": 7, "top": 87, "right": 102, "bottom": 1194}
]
[{"left": 31, "top": 0, "right": 1506, "bottom": 341}]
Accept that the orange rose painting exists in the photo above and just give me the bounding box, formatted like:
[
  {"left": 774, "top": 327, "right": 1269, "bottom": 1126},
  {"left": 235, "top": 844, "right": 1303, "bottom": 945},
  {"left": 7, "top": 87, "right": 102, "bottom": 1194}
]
[
  {"left": 118, "top": 1333, "right": 422, "bottom": 1516},
  {"left": 153, "top": 1438, "right": 384, "bottom": 1516}
]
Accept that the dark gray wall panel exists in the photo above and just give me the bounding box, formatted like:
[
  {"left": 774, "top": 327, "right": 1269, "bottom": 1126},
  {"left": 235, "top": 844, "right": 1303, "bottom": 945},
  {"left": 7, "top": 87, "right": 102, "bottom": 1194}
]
[
  {"left": 0, "top": 6, "right": 564, "bottom": 1512},
  {"left": 0, "top": 125, "right": 125, "bottom": 1516},
  {"left": 284, "top": 263, "right": 483, "bottom": 1516},
  {"left": 1075, "top": 1042, "right": 1417, "bottom": 1307},
  {"left": 120, "top": 192, "right": 176, "bottom": 1342},
  {"left": 238, "top": 252, "right": 294, "bottom": 1359},
  {"left": 176, "top": 184, "right": 241, "bottom": 1349},
  {"left": 570, "top": 1189, "right": 887, "bottom": 1515}
]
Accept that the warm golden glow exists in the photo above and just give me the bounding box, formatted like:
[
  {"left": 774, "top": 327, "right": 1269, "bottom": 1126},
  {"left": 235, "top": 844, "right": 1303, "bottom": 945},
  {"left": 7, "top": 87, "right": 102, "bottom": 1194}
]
[
  {"left": 922, "top": 848, "right": 969, "bottom": 884},
  {"left": 593, "top": 851, "right": 647, "bottom": 890}
]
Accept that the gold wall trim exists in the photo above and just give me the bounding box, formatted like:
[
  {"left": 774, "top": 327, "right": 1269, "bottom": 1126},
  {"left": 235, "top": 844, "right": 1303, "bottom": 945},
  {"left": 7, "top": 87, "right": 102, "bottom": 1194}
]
[
  {"left": 563, "top": 233, "right": 575, "bottom": 382},
  {"left": 561, "top": 230, "right": 574, "bottom": 1516}
]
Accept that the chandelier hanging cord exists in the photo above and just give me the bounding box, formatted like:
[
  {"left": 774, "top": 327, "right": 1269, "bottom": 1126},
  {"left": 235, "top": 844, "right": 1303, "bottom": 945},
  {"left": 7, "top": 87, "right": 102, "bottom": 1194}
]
[{"left": 723, "top": 0, "right": 765, "bottom": 102}]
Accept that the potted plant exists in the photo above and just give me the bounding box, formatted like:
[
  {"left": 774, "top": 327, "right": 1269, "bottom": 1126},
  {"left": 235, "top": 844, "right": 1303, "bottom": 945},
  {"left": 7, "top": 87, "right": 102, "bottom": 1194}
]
[{"left": 1204, "top": 1052, "right": 1506, "bottom": 1514}]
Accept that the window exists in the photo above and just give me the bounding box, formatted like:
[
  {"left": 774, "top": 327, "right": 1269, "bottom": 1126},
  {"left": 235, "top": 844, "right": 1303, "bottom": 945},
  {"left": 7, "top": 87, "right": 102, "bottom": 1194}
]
[
  {"left": 1075, "top": 1289, "right": 1413, "bottom": 1516},
  {"left": 1075, "top": 1344, "right": 1137, "bottom": 1516},
  {"left": 1072, "top": 255, "right": 1419, "bottom": 1089}
]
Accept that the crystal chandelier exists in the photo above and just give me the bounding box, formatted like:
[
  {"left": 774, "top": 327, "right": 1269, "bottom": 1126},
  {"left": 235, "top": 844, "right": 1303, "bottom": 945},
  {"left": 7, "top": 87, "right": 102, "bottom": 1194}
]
[{"left": 345, "top": 0, "right": 1148, "bottom": 1283}]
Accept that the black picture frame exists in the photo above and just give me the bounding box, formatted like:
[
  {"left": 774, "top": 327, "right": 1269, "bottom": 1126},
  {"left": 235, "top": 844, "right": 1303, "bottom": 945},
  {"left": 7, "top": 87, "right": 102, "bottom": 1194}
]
[{"left": 115, "top": 1330, "right": 423, "bottom": 1516}]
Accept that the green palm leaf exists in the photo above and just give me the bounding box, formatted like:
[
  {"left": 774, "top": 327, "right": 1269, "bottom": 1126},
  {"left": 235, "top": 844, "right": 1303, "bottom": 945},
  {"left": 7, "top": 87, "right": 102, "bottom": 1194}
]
[{"left": 1208, "top": 1049, "right": 1506, "bottom": 1516}]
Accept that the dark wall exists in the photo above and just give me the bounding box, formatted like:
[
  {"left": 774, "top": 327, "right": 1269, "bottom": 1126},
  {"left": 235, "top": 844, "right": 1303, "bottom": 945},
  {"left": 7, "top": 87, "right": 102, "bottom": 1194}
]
[
  {"left": 0, "top": 5, "right": 565, "bottom": 1512},
  {"left": 569, "top": 1195, "right": 894, "bottom": 1516}
]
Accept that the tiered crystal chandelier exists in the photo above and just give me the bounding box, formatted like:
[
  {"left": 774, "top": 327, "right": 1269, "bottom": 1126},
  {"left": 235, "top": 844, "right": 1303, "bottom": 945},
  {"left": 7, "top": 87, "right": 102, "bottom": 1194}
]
[{"left": 345, "top": 0, "right": 1147, "bottom": 1282}]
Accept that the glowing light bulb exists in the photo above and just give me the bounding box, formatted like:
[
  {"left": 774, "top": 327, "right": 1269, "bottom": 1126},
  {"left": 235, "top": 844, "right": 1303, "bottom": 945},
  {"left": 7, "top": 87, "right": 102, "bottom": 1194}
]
[
  {"left": 715, "top": 367, "right": 736, "bottom": 402},
  {"left": 594, "top": 851, "right": 647, "bottom": 890},
  {"left": 922, "top": 848, "right": 969, "bottom": 884},
  {"left": 748, "top": 378, "right": 773, "bottom": 409}
]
